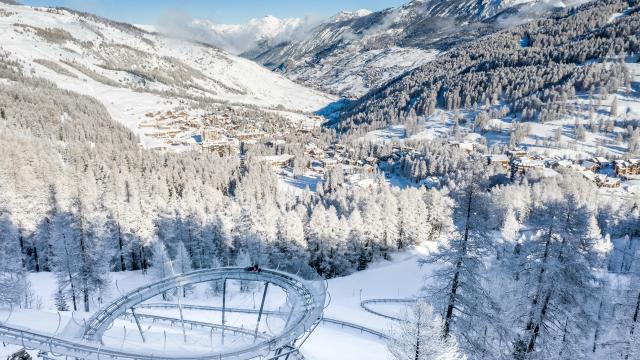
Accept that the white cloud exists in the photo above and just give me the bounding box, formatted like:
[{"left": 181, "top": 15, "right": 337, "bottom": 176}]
[{"left": 154, "top": 11, "right": 324, "bottom": 55}]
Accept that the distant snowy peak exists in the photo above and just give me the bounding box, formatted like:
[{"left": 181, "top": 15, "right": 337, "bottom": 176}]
[
  {"left": 331, "top": 9, "right": 372, "bottom": 22},
  {"left": 0, "top": 1, "right": 334, "bottom": 149},
  {"left": 154, "top": 10, "right": 373, "bottom": 56},
  {"left": 163, "top": 15, "right": 306, "bottom": 55}
]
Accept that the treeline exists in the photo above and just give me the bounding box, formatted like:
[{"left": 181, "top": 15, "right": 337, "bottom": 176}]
[
  {"left": 0, "top": 53, "right": 449, "bottom": 311},
  {"left": 2, "top": 47, "right": 640, "bottom": 358},
  {"left": 415, "top": 165, "right": 640, "bottom": 359},
  {"left": 340, "top": 0, "right": 639, "bottom": 130}
]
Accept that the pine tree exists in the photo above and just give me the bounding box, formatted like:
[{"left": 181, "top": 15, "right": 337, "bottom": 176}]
[
  {"left": 0, "top": 211, "right": 27, "bottom": 306},
  {"left": 420, "top": 162, "right": 501, "bottom": 356},
  {"left": 150, "top": 240, "right": 174, "bottom": 301},
  {"left": 54, "top": 286, "right": 69, "bottom": 311},
  {"left": 517, "top": 188, "right": 602, "bottom": 357},
  {"left": 174, "top": 241, "right": 193, "bottom": 297},
  {"left": 501, "top": 207, "right": 521, "bottom": 244},
  {"left": 388, "top": 301, "right": 466, "bottom": 360}
]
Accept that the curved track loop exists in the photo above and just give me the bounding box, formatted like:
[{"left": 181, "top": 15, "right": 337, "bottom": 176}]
[
  {"left": 138, "top": 303, "right": 391, "bottom": 341},
  {"left": 360, "top": 298, "right": 418, "bottom": 322},
  {"left": 0, "top": 267, "right": 325, "bottom": 360}
]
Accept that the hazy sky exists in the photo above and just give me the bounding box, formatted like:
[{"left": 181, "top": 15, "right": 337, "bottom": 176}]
[{"left": 19, "top": 0, "right": 407, "bottom": 24}]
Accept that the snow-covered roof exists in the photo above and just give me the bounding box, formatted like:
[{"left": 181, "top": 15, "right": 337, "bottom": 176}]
[
  {"left": 261, "top": 154, "right": 295, "bottom": 163},
  {"left": 487, "top": 154, "right": 509, "bottom": 162}
]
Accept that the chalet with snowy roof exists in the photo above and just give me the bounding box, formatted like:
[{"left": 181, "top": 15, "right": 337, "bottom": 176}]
[
  {"left": 615, "top": 159, "right": 640, "bottom": 177},
  {"left": 260, "top": 154, "right": 295, "bottom": 169},
  {"left": 448, "top": 141, "right": 475, "bottom": 153},
  {"left": 305, "top": 143, "right": 325, "bottom": 158},
  {"left": 202, "top": 138, "right": 239, "bottom": 156},
  {"left": 580, "top": 160, "right": 599, "bottom": 172},
  {"left": 506, "top": 148, "right": 527, "bottom": 158},
  {"left": 419, "top": 177, "right": 441, "bottom": 189},
  {"left": 322, "top": 158, "right": 339, "bottom": 168},
  {"left": 486, "top": 154, "right": 510, "bottom": 171},
  {"left": 592, "top": 157, "right": 610, "bottom": 168},
  {"left": 595, "top": 174, "right": 621, "bottom": 188},
  {"left": 266, "top": 139, "right": 287, "bottom": 147},
  {"left": 511, "top": 157, "right": 545, "bottom": 179}
]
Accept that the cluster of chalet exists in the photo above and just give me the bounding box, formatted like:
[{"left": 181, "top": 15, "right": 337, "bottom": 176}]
[
  {"left": 138, "top": 110, "right": 323, "bottom": 152},
  {"left": 614, "top": 159, "right": 640, "bottom": 177},
  {"left": 304, "top": 143, "right": 378, "bottom": 175},
  {"left": 201, "top": 115, "right": 323, "bottom": 156},
  {"left": 139, "top": 110, "right": 198, "bottom": 145},
  {"left": 256, "top": 142, "right": 383, "bottom": 190},
  {"left": 487, "top": 149, "right": 640, "bottom": 189}
]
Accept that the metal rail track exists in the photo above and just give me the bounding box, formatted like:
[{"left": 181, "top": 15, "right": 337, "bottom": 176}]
[
  {"left": 359, "top": 298, "right": 418, "bottom": 322},
  {"left": 138, "top": 303, "right": 391, "bottom": 340},
  {"left": 0, "top": 267, "right": 326, "bottom": 360}
]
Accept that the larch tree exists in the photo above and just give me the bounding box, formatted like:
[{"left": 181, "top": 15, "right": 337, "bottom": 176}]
[
  {"left": 0, "top": 209, "right": 27, "bottom": 306},
  {"left": 150, "top": 240, "right": 174, "bottom": 301},
  {"left": 388, "top": 301, "right": 466, "bottom": 360},
  {"left": 515, "top": 180, "right": 604, "bottom": 358},
  {"left": 420, "top": 160, "right": 502, "bottom": 356}
]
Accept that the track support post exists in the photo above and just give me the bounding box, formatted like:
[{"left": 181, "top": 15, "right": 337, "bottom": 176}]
[
  {"left": 221, "top": 278, "right": 227, "bottom": 346},
  {"left": 131, "top": 307, "right": 146, "bottom": 343},
  {"left": 254, "top": 282, "right": 270, "bottom": 342}
]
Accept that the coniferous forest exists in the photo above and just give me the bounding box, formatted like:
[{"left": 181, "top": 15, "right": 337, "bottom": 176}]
[{"left": 1, "top": 0, "right": 640, "bottom": 359}]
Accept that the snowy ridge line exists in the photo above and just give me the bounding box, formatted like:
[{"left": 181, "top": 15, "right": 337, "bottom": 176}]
[
  {"left": 138, "top": 303, "right": 391, "bottom": 340},
  {"left": 360, "top": 298, "right": 418, "bottom": 322},
  {"left": 0, "top": 267, "right": 326, "bottom": 360}
]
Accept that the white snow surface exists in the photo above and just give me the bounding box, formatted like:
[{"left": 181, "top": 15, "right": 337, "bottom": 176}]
[
  {"left": 0, "top": 3, "right": 335, "bottom": 148},
  {"left": 0, "top": 248, "right": 429, "bottom": 360}
]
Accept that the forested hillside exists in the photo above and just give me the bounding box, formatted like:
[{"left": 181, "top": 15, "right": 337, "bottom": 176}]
[
  {"left": 250, "top": 0, "right": 573, "bottom": 98},
  {"left": 2, "top": 40, "right": 640, "bottom": 357},
  {"left": 340, "top": 0, "right": 639, "bottom": 129},
  {"left": 0, "top": 50, "right": 453, "bottom": 308},
  {"left": 1, "top": 1, "right": 640, "bottom": 359}
]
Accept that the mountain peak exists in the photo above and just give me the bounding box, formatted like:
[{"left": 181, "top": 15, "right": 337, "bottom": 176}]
[{"left": 332, "top": 9, "right": 372, "bottom": 22}]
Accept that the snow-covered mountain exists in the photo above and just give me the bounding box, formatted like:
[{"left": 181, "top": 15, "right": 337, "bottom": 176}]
[
  {"left": 154, "top": 15, "right": 308, "bottom": 56},
  {"left": 0, "top": 3, "right": 334, "bottom": 147},
  {"left": 248, "top": 0, "right": 590, "bottom": 98}
]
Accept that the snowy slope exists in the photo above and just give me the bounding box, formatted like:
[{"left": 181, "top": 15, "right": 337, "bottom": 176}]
[
  {"left": 0, "top": 249, "right": 429, "bottom": 360},
  {"left": 0, "top": 3, "right": 335, "bottom": 147}
]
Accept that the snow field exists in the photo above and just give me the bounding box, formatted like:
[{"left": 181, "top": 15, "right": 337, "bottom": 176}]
[{"left": 0, "top": 249, "right": 429, "bottom": 359}]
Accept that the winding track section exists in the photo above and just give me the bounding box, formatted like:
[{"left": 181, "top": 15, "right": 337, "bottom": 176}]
[
  {"left": 137, "top": 303, "right": 391, "bottom": 340},
  {"left": 360, "top": 298, "right": 418, "bottom": 322},
  {"left": 0, "top": 267, "right": 326, "bottom": 360}
]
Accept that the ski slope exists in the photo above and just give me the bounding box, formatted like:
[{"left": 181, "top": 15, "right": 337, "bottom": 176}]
[{"left": 0, "top": 3, "right": 335, "bottom": 148}]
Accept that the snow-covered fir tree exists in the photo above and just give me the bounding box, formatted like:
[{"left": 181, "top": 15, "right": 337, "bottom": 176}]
[{"left": 388, "top": 301, "right": 466, "bottom": 360}]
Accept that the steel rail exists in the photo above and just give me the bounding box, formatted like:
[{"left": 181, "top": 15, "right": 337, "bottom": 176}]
[
  {"left": 360, "top": 298, "right": 418, "bottom": 322},
  {"left": 0, "top": 267, "right": 325, "bottom": 360},
  {"left": 120, "top": 312, "right": 270, "bottom": 340},
  {"left": 138, "top": 303, "right": 391, "bottom": 340}
]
